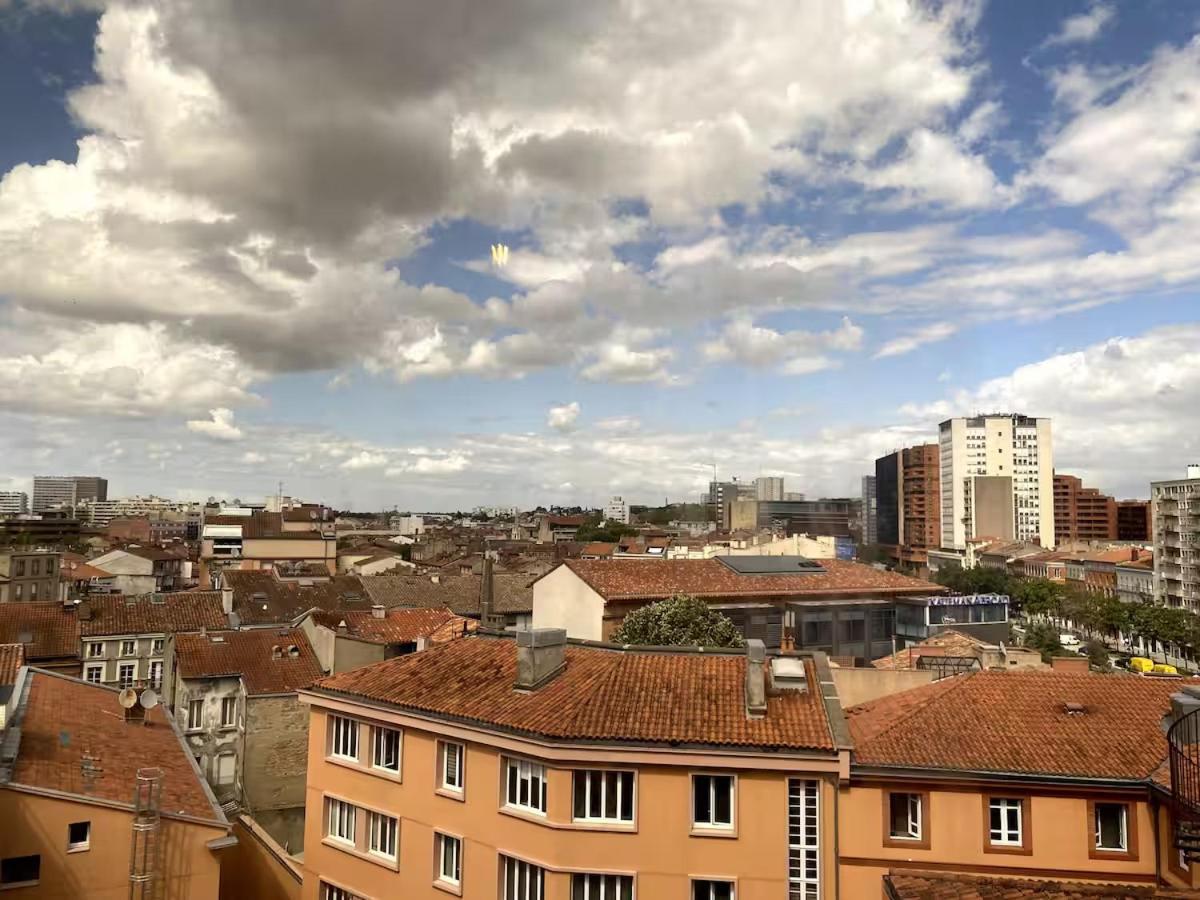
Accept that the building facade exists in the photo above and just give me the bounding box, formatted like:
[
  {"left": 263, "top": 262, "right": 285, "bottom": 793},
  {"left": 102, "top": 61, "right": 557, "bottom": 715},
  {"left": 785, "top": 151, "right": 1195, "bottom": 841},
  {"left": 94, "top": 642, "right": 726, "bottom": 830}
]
[
  {"left": 860, "top": 475, "right": 877, "bottom": 545},
  {"left": 875, "top": 445, "right": 940, "bottom": 566},
  {"left": 1053, "top": 473, "right": 1118, "bottom": 543},
  {"left": 1118, "top": 499, "right": 1154, "bottom": 542},
  {"left": 603, "top": 496, "right": 630, "bottom": 525},
  {"left": 31, "top": 475, "right": 107, "bottom": 513},
  {"left": 1153, "top": 466, "right": 1200, "bottom": 611},
  {"left": 755, "top": 476, "right": 785, "bottom": 502},
  {"left": 0, "top": 550, "right": 63, "bottom": 603},
  {"left": 0, "top": 492, "right": 28, "bottom": 516},
  {"left": 938, "top": 415, "right": 1054, "bottom": 551}
]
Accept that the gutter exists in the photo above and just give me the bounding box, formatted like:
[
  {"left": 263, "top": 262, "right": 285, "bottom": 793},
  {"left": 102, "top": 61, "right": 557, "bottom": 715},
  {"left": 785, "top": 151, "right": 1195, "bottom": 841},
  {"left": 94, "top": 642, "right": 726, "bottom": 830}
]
[{"left": 850, "top": 764, "right": 1153, "bottom": 791}]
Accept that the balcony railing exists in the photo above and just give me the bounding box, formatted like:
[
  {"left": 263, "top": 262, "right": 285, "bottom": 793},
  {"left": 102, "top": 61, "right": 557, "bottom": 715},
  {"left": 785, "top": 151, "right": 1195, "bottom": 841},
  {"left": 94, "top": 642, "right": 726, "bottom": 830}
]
[{"left": 1169, "top": 702, "right": 1200, "bottom": 857}]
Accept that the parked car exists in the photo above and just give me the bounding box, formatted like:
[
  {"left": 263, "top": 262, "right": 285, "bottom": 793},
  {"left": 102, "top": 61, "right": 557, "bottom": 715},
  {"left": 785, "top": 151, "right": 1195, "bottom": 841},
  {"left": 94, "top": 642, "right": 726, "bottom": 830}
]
[
  {"left": 1059, "top": 633, "right": 1081, "bottom": 647},
  {"left": 1130, "top": 657, "right": 1154, "bottom": 673}
]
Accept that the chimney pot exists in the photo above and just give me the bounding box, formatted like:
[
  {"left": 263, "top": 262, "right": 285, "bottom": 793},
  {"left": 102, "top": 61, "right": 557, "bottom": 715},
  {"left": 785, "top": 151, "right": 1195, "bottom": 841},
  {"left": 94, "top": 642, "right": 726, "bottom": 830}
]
[
  {"left": 745, "top": 639, "right": 767, "bottom": 718},
  {"left": 514, "top": 628, "right": 567, "bottom": 690},
  {"left": 221, "top": 587, "right": 234, "bottom": 616},
  {"left": 371, "top": 604, "right": 386, "bottom": 619}
]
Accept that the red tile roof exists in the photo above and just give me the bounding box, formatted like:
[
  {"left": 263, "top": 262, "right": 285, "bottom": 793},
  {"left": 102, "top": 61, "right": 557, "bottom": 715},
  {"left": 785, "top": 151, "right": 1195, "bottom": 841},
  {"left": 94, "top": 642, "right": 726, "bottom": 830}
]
[
  {"left": 848, "top": 670, "right": 1183, "bottom": 781},
  {"left": 580, "top": 542, "right": 616, "bottom": 557},
  {"left": 0, "top": 602, "right": 80, "bottom": 662},
  {"left": 311, "top": 606, "right": 473, "bottom": 645},
  {"left": 0, "top": 643, "right": 24, "bottom": 686},
  {"left": 885, "top": 870, "right": 1200, "bottom": 899},
  {"left": 174, "top": 628, "right": 323, "bottom": 695},
  {"left": 64, "top": 560, "right": 113, "bottom": 582},
  {"left": 311, "top": 637, "right": 835, "bottom": 752},
  {"left": 10, "top": 670, "right": 223, "bottom": 823},
  {"left": 871, "top": 630, "right": 988, "bottom": 670},
  {"left": 360, "top": 572, "right": 534, "bottom": 615},
  {"left": 222, "top": 570, "right": 368, "bottom": 624},
  {"left": 560, "top": 558, "right": 940, "bottom": 601},
  {"left": 78, "top": 592, "right": 226, "bottom": 636}
]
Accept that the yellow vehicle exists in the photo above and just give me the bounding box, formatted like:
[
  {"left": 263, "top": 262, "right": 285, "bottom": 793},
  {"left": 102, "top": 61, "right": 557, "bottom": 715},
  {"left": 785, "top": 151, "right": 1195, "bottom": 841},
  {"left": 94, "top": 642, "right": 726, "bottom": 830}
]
[
  {"left": 1152, "top": 663, "right": 1179, "bottom": 675},
  {"left": 1129, "top": 657, "right": 1154, "bottom": 673}
]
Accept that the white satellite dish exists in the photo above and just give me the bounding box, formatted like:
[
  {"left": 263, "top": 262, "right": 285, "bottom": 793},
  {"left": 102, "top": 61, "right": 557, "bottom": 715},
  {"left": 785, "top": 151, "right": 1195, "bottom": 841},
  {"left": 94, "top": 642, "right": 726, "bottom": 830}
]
[
  {"left": 139, "top": 688, "right": 159, "bottom": 710},
  {"left": 118, "top": 687, "right": 138, "bottom": 709}
]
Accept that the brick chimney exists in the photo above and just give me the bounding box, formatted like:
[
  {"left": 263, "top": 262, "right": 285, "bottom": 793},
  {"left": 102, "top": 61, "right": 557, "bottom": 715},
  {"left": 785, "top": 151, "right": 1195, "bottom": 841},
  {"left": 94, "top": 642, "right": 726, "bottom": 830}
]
[
  {"left": 514, "top": 628, "right": 567, "bottom": 691},
  {"left": 745, "top": 640, "right": 767, "bottom": 718}
]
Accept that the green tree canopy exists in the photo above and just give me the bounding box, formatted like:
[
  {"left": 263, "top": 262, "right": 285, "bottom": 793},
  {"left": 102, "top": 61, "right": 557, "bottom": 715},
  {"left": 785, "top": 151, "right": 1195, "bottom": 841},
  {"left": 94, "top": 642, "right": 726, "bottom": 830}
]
[{"left": 611, "top": 594, "right": 747, "bottom": 648}]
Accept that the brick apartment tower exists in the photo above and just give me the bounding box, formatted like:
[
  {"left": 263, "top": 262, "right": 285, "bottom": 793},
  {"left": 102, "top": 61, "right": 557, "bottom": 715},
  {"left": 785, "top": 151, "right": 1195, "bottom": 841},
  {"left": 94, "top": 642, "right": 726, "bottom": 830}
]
[{"left": 1054, "top": 474, "right": 1118, "bottom": 544}]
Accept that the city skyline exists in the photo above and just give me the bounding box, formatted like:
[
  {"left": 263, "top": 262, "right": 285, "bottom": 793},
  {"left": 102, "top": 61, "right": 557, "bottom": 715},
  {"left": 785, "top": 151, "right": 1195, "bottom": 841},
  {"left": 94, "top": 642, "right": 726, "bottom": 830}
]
[{"left": 1, "top": 1, "right": 1199, "bottom": 509}]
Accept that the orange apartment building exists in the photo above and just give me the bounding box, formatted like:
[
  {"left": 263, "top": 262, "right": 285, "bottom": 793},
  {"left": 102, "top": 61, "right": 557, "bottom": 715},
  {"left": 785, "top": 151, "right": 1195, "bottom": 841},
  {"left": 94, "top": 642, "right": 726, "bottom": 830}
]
[
  {"left": 1054, "top": 474, "right": 1119, "bottom": 544},
  {"left": 298, "top": 629, "right": 849, "bottom": 900}
]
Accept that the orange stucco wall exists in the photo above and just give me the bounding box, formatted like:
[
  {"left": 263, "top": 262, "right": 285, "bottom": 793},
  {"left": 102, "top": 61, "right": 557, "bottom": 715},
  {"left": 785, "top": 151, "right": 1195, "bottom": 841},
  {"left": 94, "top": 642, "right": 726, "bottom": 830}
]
[
  {"left": 0, "top": 789, "right": 225, "bottom": 900},
  {"left": 299, "top": 702, "right": 840, "bottom": 899},
  {"left": 838, "top": 782, "right": 1159, "bottom": 898}
]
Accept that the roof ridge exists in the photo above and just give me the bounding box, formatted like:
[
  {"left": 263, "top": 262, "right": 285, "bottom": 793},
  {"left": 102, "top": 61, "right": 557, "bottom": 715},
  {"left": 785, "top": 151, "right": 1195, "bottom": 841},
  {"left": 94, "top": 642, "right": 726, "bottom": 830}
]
[{"left": 851, "top": 671, "right": 976, "bottom": 747}]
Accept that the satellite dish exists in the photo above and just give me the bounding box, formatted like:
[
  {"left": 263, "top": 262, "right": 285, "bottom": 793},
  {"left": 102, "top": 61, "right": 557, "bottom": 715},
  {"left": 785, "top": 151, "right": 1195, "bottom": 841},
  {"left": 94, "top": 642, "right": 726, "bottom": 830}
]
[
  {"left": 139, "top": 688, "right": 159, "bottom": 710},
  {"left": 118, "top": 687, "right": 138, "bottom": 709}
]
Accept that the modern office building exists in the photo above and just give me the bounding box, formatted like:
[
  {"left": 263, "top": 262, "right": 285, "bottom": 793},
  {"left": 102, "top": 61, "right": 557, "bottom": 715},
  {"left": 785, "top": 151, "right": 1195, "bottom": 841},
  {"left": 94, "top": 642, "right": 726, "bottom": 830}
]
[
  {"left": 875, "top": 444, "right": 940, "bottom": 566},
  {"left": 603, "top": 495, "right": 630, "bottom": 525},
  {"left": 0, "top": 492, "right": 28, "bottom": 516},
  {"left": 1152, "top": 465, "right": 1200, "bottom": 611},
  {"left": 1117, "top": 499, "right": 1153, "bottom": 542},
  {"left": 1053, "top": 474, "right": 1117, "bottom": 543},
  {"left": 938, "top": 415, "right": 1054, "bottom": 550},
  {"left": 31, "top": 475, "right": 107, "bottom": 513},
  {"left": 860, "top": 476, "right": 877, "bottom": 545},
  {"left": 755, "top": 476, "right": 785, "bottom": 501}
]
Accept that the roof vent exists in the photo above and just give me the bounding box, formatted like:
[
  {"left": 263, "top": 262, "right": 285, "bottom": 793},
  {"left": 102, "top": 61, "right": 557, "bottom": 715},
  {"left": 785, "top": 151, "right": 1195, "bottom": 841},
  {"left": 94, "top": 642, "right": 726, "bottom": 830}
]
[
  {"left": 272, "top": 645, "right": 283, "bottom": 659},
  {"left": 150, "top": 593, "right": 165, "bottom": 605},
  {"left": 371, "top": 604, "right": 386, "bottom": 619},
  {"left": 251, "top": 592, "right": 268, "bottom": 602},
  {"left": 1064, "top": 701, "right": 1086, "bottom": 716},
  {"left": 287, "top": 644, "right": 300, "bottom": 657},
  {"left": 770, "top": 657, "right": 809, "bottom": 693},
  {"left": 125, "top": 596, "right": 138, "bottom": 606},
  {"left": 210, "top": 635, "right": 225, "bottom": 643}
]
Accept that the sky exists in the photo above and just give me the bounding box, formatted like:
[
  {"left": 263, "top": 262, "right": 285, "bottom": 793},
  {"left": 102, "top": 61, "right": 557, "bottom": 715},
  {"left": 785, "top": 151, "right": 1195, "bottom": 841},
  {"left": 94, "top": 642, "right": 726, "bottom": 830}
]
[{"left": 0, "top": 0, "right": 1198, "bottom": 511}]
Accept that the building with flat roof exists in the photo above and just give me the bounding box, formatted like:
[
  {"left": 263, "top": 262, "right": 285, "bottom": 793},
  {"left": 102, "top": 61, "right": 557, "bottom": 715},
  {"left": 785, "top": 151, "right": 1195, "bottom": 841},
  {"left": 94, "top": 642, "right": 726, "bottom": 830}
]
[
  {"left": 1054, "top": 473, "right": 1118, "bottom": 543},
  {"left": 31, "top": 475, "right": 107, "bottom": 513},
  {"left": 0, "top": 492, "right": 27, "bottom": 516},
  {"left": 1153, "top": 466, "right": 1200, "bottom": 611},
  {"left": 1119, "top": 499, "right": 1154, "bottom": 543}
]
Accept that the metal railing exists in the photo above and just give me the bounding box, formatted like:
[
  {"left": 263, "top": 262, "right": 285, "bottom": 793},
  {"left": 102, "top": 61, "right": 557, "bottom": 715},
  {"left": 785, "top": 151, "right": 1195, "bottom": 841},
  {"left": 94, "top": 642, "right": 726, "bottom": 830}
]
[{"left": 1169, "top": 706, "right": 1200, "bottom": 853}]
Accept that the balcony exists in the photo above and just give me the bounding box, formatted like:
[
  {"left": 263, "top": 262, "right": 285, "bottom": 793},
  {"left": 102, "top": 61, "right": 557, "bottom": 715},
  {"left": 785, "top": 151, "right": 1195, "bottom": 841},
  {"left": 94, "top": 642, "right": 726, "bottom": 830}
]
[{"left": 1169, "top": 699, "right": 1200, "bottom": 857}]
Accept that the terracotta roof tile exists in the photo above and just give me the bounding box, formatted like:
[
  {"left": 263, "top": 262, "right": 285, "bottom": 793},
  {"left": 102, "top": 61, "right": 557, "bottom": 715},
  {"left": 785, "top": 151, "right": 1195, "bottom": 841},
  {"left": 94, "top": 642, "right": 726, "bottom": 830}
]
[
  {"left": 223, "top": 570, "right": 368, "bottom": 624},
  {"left": 174, "top": 628, "right": 323, "bottom": 695},
  {"left": 311, "top": 606, "right": 474, "bottom": 645},
  {"left": 0, "top": 642, "right": 24, "bottom": 686},
  {"left": 312, "top": 637, "right": 835, "bottom": 752},
  {"left": 871, "top": 630, "right": 988, "bottom": 670},
  {"left": 885, "top": 870, "right": 1200, "bottom": 899},
  {"left": 361, "top": 573, "right": 534, "bottom": 615},
  {"left": 80, "top": 592, "right": 226, "bottom": 636},
  {"left": 561, "top": 558, "right": 940, "bottom": 601},
  {"left": 10, "top": 671, "right": 222, "bottom": 822},
  {"left": 64, "top": 560, "right": 113, "bottom": 581},
  {"left": 849, "top": 670, "right": 1182, "bottom": 780},
  {"left": 0, "top": 602, "right": 80, "bottom": 662}
]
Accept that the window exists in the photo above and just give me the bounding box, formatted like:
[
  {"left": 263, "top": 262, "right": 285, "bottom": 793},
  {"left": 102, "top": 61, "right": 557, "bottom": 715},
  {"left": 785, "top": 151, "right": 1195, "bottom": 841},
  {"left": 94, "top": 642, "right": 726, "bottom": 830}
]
[
  {"left": 367, "top": 811, "right": 398, "bottom": 861},
  {"left": 28, "top": 583, "right": 36, "bottom": 600},
  {"left": 571, "top": 874, "right": 633, "bottom": 900},
  {"left": 372, "top": 726, "right": 401, "bottom": 773},
  {"left": 13, "top": 585, "right": 21, "bottom": 601},
  {"left": 502, "top": 856, "right": 545, "bottom": 900},
  {"left": 320, "top": 884, "right": 365, "bottom": 900},
  {"left": 120, "top": 639, "right": 136, "bottom": 657},
  {"left": 215, "top": 753, "right": 236, "bottom": 785},
  {"left": 574, "top": 770, "right": 634, "bottom": 823},
  {"left": 693, "top": 881, "right": 734, "bottom": 900},
  {"left": 84, "top": 665, "right": 103, "bottom": 685},
  {"left": 45, "top": 559, "right": 54, "bottom": 574},
  {"left": 0, "top": 855, "right": 40, "bottom": 887},
  {"left": 13, "top": 560, "right": 23, "bottom": 577},
  {"left": 30, "top": 560, "right": 40, "bottom": 576},
  {"left": 87, "top": 642, "right": 104, "bottom": 659},
  {"left": 692, "top": 774, "right": 734, "bottom": 830},
  {"left": 67, "top": 821, "right": 90, "bottom": 853},
  {"left": 118, "top": 662, "right": 136, "bottom": 688},
  {"left": 1094, "top": 802, "right": 1129, "bottom": 852},
  {"left": 886, "top": 792, "right": 925, "bottom": 844},
  {"left": 788, "top": 778, "right": 820, "bottom": 900},
  {"left": 187, "top": 699, "right": 203, "bottom": 730},
  {"left": 436, "top": 833, "right": 461, "bottom": 885},
  {"left": 505, "top": 758, "right": 547, "bottom": 815},
  {"left": 987, "top": 798, "right": 1024, "bottom": 848},
  {"left": 148, "top": 660, "right": 163, "bottom": 690},
  {"left": 151, "top": 638, "right": 164, "bottom": 655},
  {"left": 440, "top": 741, "right": 464, "bottom": 792},
  {"left": 221, "top": 697, "right": 237, "bottom": 728},
  {"left": 330, "top": 715, "right": 359, "bottom": 760},
  {"left": 327, "top": 799, "right": 356, "bottom": 845}
]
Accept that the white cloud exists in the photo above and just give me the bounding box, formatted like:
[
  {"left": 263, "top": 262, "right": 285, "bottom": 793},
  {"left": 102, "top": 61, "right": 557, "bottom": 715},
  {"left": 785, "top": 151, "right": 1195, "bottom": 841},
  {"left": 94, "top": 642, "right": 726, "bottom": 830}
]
[
  {"left": 340, "top": 451, "right": 388, "bottom": 471},
  {"left": 185, "top": 408, "right": 243, "bottom": 441},
  {"left": 1043, "top": 2, "right": 1115, "bottom": 47},
  {"left": 702, "top": 316, "right": 863, "bottom": 374},
  {"left": 240, "top": 451, "right": 266, "bottom": 465},
  {"left": 580, "top": 344, "right": 679, "bottom": 385},
  {"left": 386, "top": 453, "right": 471, "bottom": 476},
  {"left": 874, "top": 322, "right": 958, "bottom": 358},
  {"left": 546, "top": 401, "right": 581, "bottom": 433},
  {"left": 858, "top": 129, "right": 1005, "bottom": 209}
]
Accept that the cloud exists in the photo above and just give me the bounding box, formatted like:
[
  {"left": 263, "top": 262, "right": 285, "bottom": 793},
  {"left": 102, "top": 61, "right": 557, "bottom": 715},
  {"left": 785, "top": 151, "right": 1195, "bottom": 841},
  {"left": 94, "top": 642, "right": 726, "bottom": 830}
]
[
  {"left": 874, "top": 322, "right": 958, "bottom": 358},
  {"left": 340, "top": 450, "right": 388, "bottom": 471},
  {"left": 702, "top": 316, "right": 863, "bottom": 374},
  {"left": 240, "top": 451, "right": 265, "bottom": 465},
  {"left": 1043, "top": 2, "right": 1115, "bottom": 47},
  {"left": 386, "top": 453, "right": 471, "bottom": 476},
  {"left": 546, "top": 401, "right": 581, "bottom": 433},
  {"left": 185, "top": 407, "right": 243, "bottom": 441}
]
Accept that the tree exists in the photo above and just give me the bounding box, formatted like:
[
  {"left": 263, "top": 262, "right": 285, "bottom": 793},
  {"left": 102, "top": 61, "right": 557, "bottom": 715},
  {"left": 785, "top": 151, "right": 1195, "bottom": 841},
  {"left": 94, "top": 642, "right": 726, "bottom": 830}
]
[
  {"left": 1023, "top": 620, "right": 1063, "bottom": 662},
  {"left": 1084, "top": 638, "right": 1110, "bottom": 671},
  {"left": 935, "top": 566, "right": 1012, "bottom": 596},
  {"left": 611, "top": 595, "right": 746, "bottom": 648}
]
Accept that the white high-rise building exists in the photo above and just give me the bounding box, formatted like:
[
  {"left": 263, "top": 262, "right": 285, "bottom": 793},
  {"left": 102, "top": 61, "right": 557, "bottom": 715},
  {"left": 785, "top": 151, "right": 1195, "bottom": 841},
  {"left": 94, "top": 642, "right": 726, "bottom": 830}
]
[
  {"left": 938, "top": 414, "right": 1055, "bottom": 551},
  {"left": 1152, "top": 465, "right": 1200, "bottom": 612},
  {"left": 605, "top": 495, "right": 630, "bottom": 525},
  {"left": 755, "top": 476, "right": 785, "bottom": 501},
  {"left": 0, "top": 492, "right": 28, "bottom": 515}
]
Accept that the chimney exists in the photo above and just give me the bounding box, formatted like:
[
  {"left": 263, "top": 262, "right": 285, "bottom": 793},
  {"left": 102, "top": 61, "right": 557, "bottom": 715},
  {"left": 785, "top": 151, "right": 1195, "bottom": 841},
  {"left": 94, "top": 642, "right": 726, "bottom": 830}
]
[
  {"left": 77, "top": 600, "right": 93, "bottom": 621},
  {"left": 480, "top": 556, "right": 501, "bottom": 630},
  {"left": 745, "top": 639, "right": 767, "bottom": 718},
  {"left": 514, "top": 628, "right": 567, "bottom": 691},
  {"left": 221, "top": 587, "right": 234, "bottom": 616},
  {"left": 371, "top": 604, "right": 386, "bottom": 619}
]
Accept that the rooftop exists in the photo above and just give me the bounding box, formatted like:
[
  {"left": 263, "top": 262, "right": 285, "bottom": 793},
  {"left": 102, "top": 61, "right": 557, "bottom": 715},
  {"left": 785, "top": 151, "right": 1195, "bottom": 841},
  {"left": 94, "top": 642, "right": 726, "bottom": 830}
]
[
  {"left": 310, "top": 606, "right": 473, "bottom": 645},
  {"left": 0, "top": 602, "right": 80, "bottom": 661},
  {"left": 0, "top": 643, "right": 24, "bottom": 686},
  {"left": 559, "top": 557, "right": 941, "bottom": 601},
  {"left": 884, "top": 870, "right": 1200, "bottom": 899},
  {"left": 360, "top": 572, "right": 535, "bottom": 616},
  {"left": 848, "top": 670, "right": 1182, "bottom": 781},
  {"left": 222, "top": 570, "right": 369, "bottom": 624},
  {"left": 79, "top": 592, "right": 226, "bottom": 637},
  {"left": 870, "top": 630, "right": 989, "bottom": 671},
  {"left": 310, "top": 636, "right": 836, "bottom": 752},
  {"left": 174, "top": 628, "right": 323, "bottom": 695},
  {"left": 6, "top": 669, "right": 224, "bottom": 823}
]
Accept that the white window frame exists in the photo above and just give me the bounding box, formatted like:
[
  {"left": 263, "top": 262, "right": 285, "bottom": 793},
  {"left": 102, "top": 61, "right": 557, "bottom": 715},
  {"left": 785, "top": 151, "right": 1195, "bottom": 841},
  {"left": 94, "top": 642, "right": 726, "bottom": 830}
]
[
  {"left": 84, "top": 664, "right": 103, "bottom": 685},
  {"left": 151, "top": 638, "right": 164, "bottom": 655},
  {"left": 66, "top": 821, "right": 90, "bottom": 853},
  {"left": 120, "top": 639, "right": 137, "bottom": 657},
  {"left": 988, "top": 797, "right": 1023, "bottom": 846},
  {"left": 888, "top": 792, "right": 922, "bottom": 841},
  {"left": 570, "top": 873, "right": 634, "bottom": 900},
  {"left": 148, "top": 659, "right": 163, "bottom": 689},
  {"left": 330, "top": 715, "right": 360, "bottom": 761},
  {"left": 220, "top": 697, "right": 237, "bottom": 728},
  {"left": 788, "top": 778, "right": 820, "bottom": 900},
  {"left": 215, "top": 752, "right": 236, "bottom": 786},
  {"left": 501, "top": 855, "right": 545, "bottom": 900},
  {"left": 573, "top": 769, "right": 635, "bottom": 824},
  {"left": 692, "top": 880, "right": 734, "bottom": 900},
  {"left": 86, "top": 642, "right": 104, "bottom": 659},
  {"left": 327, "top": 798, "right": 356, "bottom": 846},
  {"left": 372, "top": 726, "right": 401, "bottom": 774},
  {"left": 692, "top": 773, "right": 735, "bottom": 831},
  {"left": 435, "top": 832, "right": 462, "bottom": 886},
  {"left": 320, "top": 883, "right": 365, "bottom": 900},
  {"left": 1095, "top": 802, "right": 1129, "bottom": 852},
  {"left": 504, "top": 757, "right": 547, "bottom": 815},
  {"left": 367, "top": 811, "right": 398, "bottom": 861},
  {"left": 440, "top": 741, "right": 464, "bottom": 793},
  {"left": 186, "top": 698, "right": 203, "bottom": 731},
  {"left": 118, "top": 662, "right": 136, "bottom": 688}
]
